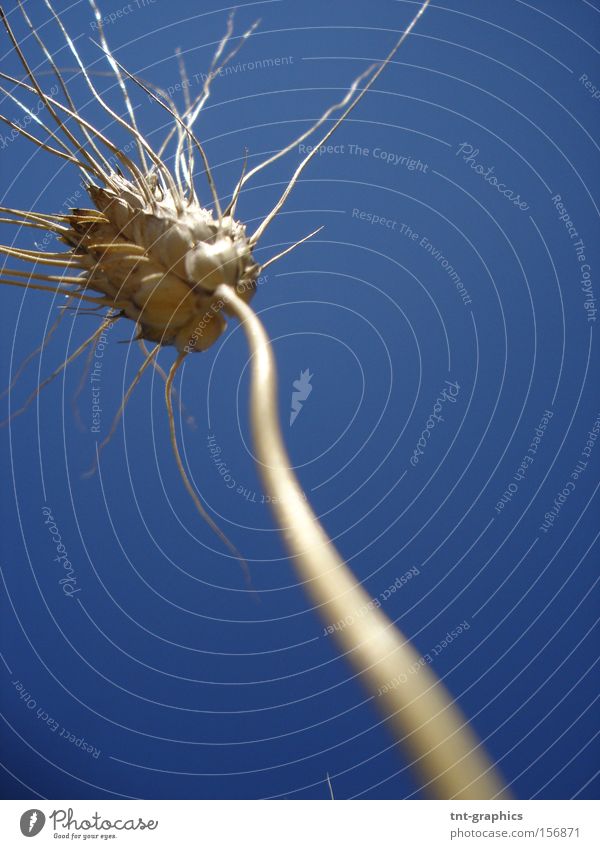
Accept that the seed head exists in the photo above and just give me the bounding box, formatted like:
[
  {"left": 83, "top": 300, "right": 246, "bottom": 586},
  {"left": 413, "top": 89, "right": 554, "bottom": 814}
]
[{"left": 63, "top": 174, "right": 258, "bottom": 354}]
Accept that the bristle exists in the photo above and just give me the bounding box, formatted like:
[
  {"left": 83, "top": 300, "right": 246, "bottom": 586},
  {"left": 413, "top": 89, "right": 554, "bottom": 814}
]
[
  {"left": 0, "top": 277, "right": 113, "bottom": 305},
  {"left": 0, "top": 205, "right": 71, "bottom": 224},
  {"left": 0, "top": 0, "right": 427, "bottom": 595},
  {"left": 106, "top": 56, "right": 221, "bottom": 218},
  {"left": 259, "top": 226, "right": 324, "bottom": 271},
  {"left": 1, "top": 3, "right": 107, "bottom": 180},
  {"left": 251, "top": 0, "right": 432, "bottom": 244},
  {"left": 1, "top": 315, "right": 117, "bottom": 427},
  {"left": 165, "top": 352, "right": 252, "bottom": 581},
  {"left": 138, "top": 337, "right": 195, "bottom": 427},
  {"left": 0, "top": 108, "right": 89, "bottom": 169},
  {"left": 16, "top": 0, "right": 113, "bottom": 177},
  {"left": 88, "top": 0, "right": 149, "bottom": 173},
  {"left": 0, "top": 300, "right": 71, "bottom": 401},
  {"left": 0, "top": 82, "right": 75, "bottom": 158},
  {"left": 42, "top": 0, "right": 157, "bottom": 202},
  {"left": 0, "top": 68, "right": 148, "bottom": 185},
  {"left": 175, "top": 16, "right": 260, "bottom": 203},
  {"left": 0, "top": 246, "right": 86, "bottom": 266},
  {"left": 225, "top": 62, "right": 375, "bottom": 221},
  {"left": 84, "top": 341, "right": 159, "bottom": 477}
]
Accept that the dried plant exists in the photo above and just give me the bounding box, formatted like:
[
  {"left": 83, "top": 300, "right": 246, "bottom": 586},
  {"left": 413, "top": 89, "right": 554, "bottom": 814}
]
[{"left": 0, "top": 0, "right": 508, "bottom": 798}]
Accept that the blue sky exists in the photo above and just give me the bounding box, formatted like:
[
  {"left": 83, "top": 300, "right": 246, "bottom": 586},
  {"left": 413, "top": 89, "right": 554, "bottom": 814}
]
[{"left": 0, "top": 0, "right": 599, "bottom": 800}]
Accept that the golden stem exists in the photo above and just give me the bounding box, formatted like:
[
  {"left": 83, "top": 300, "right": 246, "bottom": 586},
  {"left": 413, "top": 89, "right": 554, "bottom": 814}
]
[{"left": 217, "top": 284, "right": 509, "bottom": 800}]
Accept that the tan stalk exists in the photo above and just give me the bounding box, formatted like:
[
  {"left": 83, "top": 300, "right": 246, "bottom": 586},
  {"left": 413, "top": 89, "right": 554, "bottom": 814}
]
[{"left": 217, "top": 284, "right": 509, "bottom": 800}]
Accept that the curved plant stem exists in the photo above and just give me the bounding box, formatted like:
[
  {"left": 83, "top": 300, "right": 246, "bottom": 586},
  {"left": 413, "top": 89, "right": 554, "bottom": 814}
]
[{"left": 218, "top": 285, "right": 509, "bottom": 800}]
